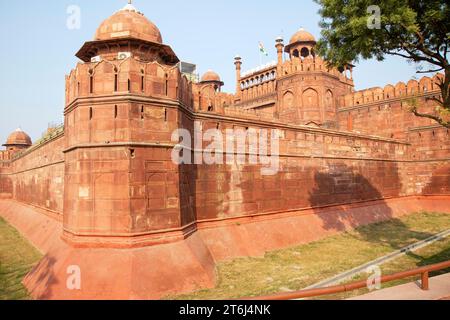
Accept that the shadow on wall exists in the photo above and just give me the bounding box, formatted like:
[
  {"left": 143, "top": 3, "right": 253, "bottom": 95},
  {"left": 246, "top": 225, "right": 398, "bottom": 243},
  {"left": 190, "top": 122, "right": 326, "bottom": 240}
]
[
  {"left": 422, "top": 164, "right": 450, "bottom": 195},
  {"left": 306, "top": 162, "right": 431, "bottom": 250}
]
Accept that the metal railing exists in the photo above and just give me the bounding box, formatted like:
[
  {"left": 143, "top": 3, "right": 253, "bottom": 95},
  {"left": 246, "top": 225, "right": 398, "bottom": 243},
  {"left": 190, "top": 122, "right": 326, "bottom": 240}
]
[{"left": 246, "top": 260, "right": 450, "bottom": 300}]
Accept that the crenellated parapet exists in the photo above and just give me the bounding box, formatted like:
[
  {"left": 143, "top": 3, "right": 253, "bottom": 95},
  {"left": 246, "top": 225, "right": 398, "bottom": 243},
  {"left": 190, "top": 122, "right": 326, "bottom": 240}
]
[
  {"left": 65, "top": 58, "right": 189, "bottom": 108},
  {"left": 337, "top": 73, "right": 447, "bottom": 140},
  {"left": 339, "top": 74, "right": 443, "bottom": 109},
  {"left": 278, "top": 55, "right": 353, "bottom": 85}
]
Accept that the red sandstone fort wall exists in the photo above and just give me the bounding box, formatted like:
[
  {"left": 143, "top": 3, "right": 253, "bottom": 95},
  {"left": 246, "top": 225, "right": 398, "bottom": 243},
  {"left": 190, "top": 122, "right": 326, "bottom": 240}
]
[
  {"left": 1, "top": 43, "right": 448, "bottom": 246},
  {"left": 0, "top": 150, "right": 13, "bottom": 198},
  {"left": 337, "top": 75, "right": 444, "bottom": 138},
  {"left": 191, "top": 116, "right": 408, "bottom": 222},
  {"left": 5, "top": 135, "right": 65, "bottom": 214},
  {"left": 403, "top": 126, "right": 450, "bottom": 195},
  {"left": 3, "top": 102, "right": 447, "bottom": 234}
]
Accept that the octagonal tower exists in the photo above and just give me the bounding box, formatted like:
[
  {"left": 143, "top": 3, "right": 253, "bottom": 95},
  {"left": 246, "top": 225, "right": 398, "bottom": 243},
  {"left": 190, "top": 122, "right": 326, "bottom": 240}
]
[
  {"left": 63, "top": 2, "right": 195, "bottom": 247},
  {"left": 275, "top": 28, "right": 354, "bottom": 127}
]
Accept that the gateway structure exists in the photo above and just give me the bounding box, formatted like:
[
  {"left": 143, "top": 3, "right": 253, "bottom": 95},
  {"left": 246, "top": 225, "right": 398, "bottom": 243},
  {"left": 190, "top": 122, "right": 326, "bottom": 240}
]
[{"left": 0, "top": 2, "right": 449, "bottom": 299}]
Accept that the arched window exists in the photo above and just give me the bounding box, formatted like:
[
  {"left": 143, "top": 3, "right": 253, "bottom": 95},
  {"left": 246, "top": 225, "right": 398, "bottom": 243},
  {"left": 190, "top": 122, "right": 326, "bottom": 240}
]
[
  {"left": 293, "top": 49, "right": 300, "bottom": 58},
  {"left": 301, "top": 47, "right": 309, "bottom": 58}
]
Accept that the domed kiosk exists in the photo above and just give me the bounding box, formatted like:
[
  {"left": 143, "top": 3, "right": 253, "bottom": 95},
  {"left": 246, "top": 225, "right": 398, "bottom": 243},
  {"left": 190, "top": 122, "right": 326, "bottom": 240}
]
[
  {"left": 289, "top": 28, "right": 316, "bottom": 43},
  {"left": 284, "top": 28, "right": 317, "bottom": 59},
  {"left": 3, "top": 128, "right": 32, "bottom": 151},
  {"left": 201, "top": 70, "right": 222, "bottom": 83},
  {"left": 94, "top": 2, "right": 163, "bottom": 44},
  {"left": 75, "top": 1, "right": 178, "bottom": 64},
  {"left": 200, "top": 69, "right": 224, "bottom": 95}
]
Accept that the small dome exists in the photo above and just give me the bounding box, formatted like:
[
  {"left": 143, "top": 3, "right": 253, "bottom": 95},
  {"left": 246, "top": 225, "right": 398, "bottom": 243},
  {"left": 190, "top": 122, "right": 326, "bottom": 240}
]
[
  {"left": 201, "top": 70, "right": 221, "bottom": 82},
  {"left": 290, "top": 28, "right": 316, "bottom": 44},
  {"left": 95, "top": 4, "right": 162, "bottom": 44},
  {"left": 4, "top": 128, "right": 32, "bottom": 147}
]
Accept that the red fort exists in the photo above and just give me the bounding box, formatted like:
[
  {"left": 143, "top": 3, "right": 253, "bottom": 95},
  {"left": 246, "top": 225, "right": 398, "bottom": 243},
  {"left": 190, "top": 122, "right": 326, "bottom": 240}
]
[{"left": 0, "top": 2, "right": 449, "bottom": 299}]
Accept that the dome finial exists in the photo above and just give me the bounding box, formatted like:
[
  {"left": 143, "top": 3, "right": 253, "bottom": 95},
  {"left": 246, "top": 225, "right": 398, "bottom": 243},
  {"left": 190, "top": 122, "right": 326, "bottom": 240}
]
[{"left": 121, "top": 0, "right": 137, "bottom": 12}]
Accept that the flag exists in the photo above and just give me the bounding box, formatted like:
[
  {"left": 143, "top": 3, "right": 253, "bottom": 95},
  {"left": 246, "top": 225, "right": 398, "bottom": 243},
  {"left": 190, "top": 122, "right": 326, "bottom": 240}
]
[{"left": 259, "top": 42, "right": 269, "bottom": 56}]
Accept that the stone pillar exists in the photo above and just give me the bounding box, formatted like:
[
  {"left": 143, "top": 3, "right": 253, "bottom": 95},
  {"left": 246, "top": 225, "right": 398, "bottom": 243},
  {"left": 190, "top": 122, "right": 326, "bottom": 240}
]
[
  {"left": 275, "top": 37, "right": 284, "bottom": 66},
  {"left": 234, "top": 55, "right": 242, "bottom": 96}
]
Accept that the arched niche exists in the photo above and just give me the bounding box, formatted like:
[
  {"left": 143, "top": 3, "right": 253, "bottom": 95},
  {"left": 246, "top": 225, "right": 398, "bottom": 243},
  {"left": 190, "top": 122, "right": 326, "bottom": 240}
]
[
  {"left": 302, "top": 88, "right": 320, "bottom": 121},
  {"left": 325, "top": 90, "right": 334, "bottom": 110},
  {"left": 303, "top": 88, "right": 319, "bottom": 107},
  {"left": 282, "top": 91, "right": 295, "bottom": 110}
]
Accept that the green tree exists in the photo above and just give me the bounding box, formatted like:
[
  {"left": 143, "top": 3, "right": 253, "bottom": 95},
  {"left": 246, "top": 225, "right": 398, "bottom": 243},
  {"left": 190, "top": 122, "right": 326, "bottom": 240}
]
[{"left": 315, "top": 0, "right": 450, "bottom": 128}]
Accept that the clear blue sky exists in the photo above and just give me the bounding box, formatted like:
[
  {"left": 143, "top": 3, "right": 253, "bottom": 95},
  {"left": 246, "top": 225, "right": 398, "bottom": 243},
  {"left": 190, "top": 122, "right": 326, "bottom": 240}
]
[{"left": 0, "top": 0, "right": 423, "bottom": 144}]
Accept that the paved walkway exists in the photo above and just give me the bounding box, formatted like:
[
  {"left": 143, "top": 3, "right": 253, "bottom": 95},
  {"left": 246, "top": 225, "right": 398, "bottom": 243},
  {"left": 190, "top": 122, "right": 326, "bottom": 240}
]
[{"left": 350, "top": 273, "right": 450, "bottom": 300}]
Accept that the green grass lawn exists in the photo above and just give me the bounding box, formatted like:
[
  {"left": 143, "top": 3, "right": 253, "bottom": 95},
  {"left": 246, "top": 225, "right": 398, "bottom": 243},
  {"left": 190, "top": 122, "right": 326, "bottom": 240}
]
[
  {"left": 171, "top": 212, "right": 450, "bottom": 300},
  {"left": 317, "top": 236, "right": 450, "bottom": 300},
  {"left": 1, "top": 212, "right": 449, "bottom": 300},
  {"left": 0, "top": 217, "right": 42, "bottom": 300}
]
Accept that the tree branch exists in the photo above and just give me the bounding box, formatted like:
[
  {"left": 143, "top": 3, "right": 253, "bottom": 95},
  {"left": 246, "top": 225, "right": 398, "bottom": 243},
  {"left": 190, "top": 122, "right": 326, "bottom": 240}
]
[
  {"left": 410, "top": 106, "right": 450, "bottom": 128},
  {"left": 416, "top": 67, "right": 444, "bottom": 74}
]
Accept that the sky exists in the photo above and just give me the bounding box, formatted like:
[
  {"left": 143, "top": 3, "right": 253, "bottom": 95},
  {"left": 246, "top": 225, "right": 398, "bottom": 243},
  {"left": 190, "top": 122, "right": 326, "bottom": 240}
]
[{"left": 0, "top": 0, "right": 425, "bottom": 144}]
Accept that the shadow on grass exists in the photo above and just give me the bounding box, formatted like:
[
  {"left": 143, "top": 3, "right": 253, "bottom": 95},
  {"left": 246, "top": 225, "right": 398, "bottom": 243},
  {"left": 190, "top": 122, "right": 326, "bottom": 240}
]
[
  {"left": 25, "top": 254, "right": 58, "bottom": 300},
  {"left": 408, "top": 246, "right": 450, "bottom": 277}
]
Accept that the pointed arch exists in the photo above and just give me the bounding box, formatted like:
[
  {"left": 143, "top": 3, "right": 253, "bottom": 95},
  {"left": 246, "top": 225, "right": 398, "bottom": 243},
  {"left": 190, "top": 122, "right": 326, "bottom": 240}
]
[{"left": 282, "top": 90, "right": 295, "bottom": 110}]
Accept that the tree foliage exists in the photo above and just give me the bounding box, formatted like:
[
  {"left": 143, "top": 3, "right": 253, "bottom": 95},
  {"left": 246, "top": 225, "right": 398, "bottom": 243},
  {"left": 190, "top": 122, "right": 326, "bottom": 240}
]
[{"left": 315, "top": 0, "right": 450, "bottom": 128}]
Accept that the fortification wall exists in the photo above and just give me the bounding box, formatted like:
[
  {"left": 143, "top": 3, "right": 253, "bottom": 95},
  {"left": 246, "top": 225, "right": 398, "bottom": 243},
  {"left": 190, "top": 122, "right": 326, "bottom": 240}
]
[
  {"left": 5, "top": 135, "right": 65, "bottom": 214},
  {"left": 189, "top": 115, "right": 409, "bottom": 222},
  {"left": 0, "top": 167, "right": 12, "bottom": 199},
  {"left": 404, "top": 126, "right": 450, "bottom": 195},
  {"left": 2, "top": 73, "right": 449, "bottom": 239},
  {"left": 337, "top": 74, "right": 444, "bottom": 139}
]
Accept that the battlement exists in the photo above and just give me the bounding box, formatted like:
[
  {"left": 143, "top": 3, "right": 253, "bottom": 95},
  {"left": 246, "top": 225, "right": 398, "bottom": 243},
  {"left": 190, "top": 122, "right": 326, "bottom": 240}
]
[
  {"left": 65, "top": 58, "right": 192, "bottom": 109},
  {"left": 278, "top": 55, "right": 353, "bottom": 84},
  {"left": 339, "top": 74, "right": 443, "bottom": 109},
  {"left": 1, "top": 3, "right": 449, "bottom": 300}
]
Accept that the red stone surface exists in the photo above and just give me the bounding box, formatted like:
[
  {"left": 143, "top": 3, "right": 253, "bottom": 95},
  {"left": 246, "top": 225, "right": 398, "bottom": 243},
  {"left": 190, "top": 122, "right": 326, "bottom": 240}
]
[
  {"left": 0, "top": 196, "right": 448, "bottom": 299},
  {"left": 0, "top": 2, "right": 449, "bottom": 299}
]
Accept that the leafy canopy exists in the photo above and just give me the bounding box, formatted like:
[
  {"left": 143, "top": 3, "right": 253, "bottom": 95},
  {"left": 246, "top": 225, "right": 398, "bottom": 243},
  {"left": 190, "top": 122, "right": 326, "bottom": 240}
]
[{"left": 315, "top": 0, "right": 450, "bottom": 127}]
